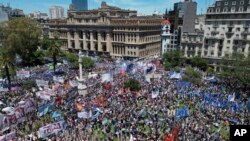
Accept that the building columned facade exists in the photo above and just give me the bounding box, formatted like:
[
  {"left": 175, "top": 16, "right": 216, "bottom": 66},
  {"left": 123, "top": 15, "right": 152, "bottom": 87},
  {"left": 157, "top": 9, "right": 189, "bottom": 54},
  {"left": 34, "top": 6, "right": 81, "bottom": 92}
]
[{"left": 49, "top": 2, "right": 162, "bottom": 59}]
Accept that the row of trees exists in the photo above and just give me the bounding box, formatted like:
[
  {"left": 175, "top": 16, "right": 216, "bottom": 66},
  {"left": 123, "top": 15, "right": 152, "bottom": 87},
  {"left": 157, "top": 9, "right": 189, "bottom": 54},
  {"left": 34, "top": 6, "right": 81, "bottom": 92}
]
[
  {"left": 0, "top": 17, "right": 94, "bottom": 90},
  {"left": 163, "top": 50, "right": 250, "bottom": 95},
  {"left": 163, "top": 50, "right": 209, "bottom": 72}
]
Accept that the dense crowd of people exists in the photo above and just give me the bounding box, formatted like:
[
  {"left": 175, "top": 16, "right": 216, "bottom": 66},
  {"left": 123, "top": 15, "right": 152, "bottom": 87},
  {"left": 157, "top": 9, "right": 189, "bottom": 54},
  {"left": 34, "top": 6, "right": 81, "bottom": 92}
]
[{"left": 0, "top": 59, "right": 249, "bottom": 141}]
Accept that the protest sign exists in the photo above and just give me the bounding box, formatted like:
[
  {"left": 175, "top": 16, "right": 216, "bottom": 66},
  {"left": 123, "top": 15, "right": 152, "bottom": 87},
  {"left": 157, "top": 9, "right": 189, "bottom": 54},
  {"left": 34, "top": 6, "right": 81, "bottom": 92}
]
[
  {"left": 16, "top": 69, "right": 30, "bottom": 79},
  {"left": 36, "top": 79, "right": 49, "bottom": 87},
  {"left": 0, "top": 131, "right": 16, "bottom": 141},
  {"left": 101, "top": 73, "right": 112, "bottom": 82},
  {"left": 38, "top": 121, "right": 64, "bottom": 138},
  {"left": 53, "top": 76, "right": 64, "bottom": 83},
  {"left": 36, "top": 90, "right": 55, "bottom": 101}
]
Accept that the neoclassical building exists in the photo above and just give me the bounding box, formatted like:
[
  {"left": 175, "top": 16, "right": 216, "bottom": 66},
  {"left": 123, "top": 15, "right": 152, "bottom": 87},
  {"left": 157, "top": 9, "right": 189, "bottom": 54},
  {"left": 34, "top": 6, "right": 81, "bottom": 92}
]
[{"left": 49, "top": 2, "right": 162, "bottom": 59}]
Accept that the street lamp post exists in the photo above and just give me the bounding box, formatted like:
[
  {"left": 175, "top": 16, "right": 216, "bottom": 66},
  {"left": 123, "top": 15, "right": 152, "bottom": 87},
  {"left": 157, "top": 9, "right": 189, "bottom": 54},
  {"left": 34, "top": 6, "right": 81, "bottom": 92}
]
[{"left": 78, "top": 51, "right": 87, "bottom": 96}]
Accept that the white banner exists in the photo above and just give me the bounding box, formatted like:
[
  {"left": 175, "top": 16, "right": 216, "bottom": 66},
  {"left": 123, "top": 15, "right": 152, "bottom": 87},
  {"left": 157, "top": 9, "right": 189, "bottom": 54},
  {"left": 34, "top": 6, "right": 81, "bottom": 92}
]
[
  {"left": 101, "top": 73, "right": 112, "bottom": 82},
  {"left": 69, "top": 80, "right": 78, "bottom": 87},
  {"left": 0, "top": 131, "right": 16, "bottom": 141},
  {"left": 77, "top": 111, "right": 92, "bottom": 119},
  {"left": 38, "top": 121, "right": 64, "bottom": 138},
  {"left": 16, "top": 69, "right": 30, "bottom": 79},
  {"left": 36, "top": 79, "right": 49, "bottom": 87},
  {"left": 53, "top": 76, "right": 64, "bottom": 83},
  {"left": 36, "top": 90, "right": 55, "bottom": 101}
]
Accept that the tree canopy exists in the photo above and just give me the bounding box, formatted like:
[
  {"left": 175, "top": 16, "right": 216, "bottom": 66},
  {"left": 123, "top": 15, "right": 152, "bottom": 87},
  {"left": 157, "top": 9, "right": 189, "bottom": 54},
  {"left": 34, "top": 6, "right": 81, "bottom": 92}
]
[
  {"left": 1, "top": 17, "right": 42, "bottom": 66},
  {"left": 183, "top": 66, "right": 202, "bottom": 86},
  {"left": 190, "top": 56, "right": 208, "bottom": 71},
  {"left": 124, "top": 78, "right": 141, "bottom": 91},
  {"left": 220, "top": 53, "right": 250, "bottom": 96},
  {"left": 82, "top": 56, "right": 95, "bottom": 70},
  {"left": 42, "top": 32, "right": 62, "bottom": 72},
  {"left": 163, "top": 50, "right": 184, "bottom": 70}
]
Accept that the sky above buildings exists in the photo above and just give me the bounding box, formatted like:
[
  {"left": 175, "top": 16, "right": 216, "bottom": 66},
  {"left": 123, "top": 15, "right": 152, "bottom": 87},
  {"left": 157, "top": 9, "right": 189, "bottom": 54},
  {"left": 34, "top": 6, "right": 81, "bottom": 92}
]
[{"left": 0, "top": 0, "right": 214, "bottom": 15}]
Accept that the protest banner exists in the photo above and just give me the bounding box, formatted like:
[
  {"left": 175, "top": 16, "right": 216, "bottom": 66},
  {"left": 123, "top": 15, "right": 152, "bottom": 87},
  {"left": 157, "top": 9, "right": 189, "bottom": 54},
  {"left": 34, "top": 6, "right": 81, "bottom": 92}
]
[
  {"left": 38, "top": 103, "right": 53, "bottom": 117},
  {"left": 0, "top": 79, "right": 8, "bottom": 92},
  {"left": 0, "top": 98, "right": 36, "bottom": 130},
  {"left": 101, "top": 73, "right": 112, "bottom": 82},
  {"left": 0, "top": 131, "right": 16, "bottom": 141},
  {"left": 38, "top": 121, "right": 64, "bottom": 138},
  {"left": 36, "top": 79, "right": 49, "bottom": 87},
  {"left": 77, "top": 111, "right": 91, "bottom": 119},
  {"left": 53, "top": 76, "right": 64, "bottom": 83},
  {"left": 16, "top": 69, "right": 30, "bottom": 79},
  {"left": 36, "top": 90, "right": 55, "bottom": 101}
]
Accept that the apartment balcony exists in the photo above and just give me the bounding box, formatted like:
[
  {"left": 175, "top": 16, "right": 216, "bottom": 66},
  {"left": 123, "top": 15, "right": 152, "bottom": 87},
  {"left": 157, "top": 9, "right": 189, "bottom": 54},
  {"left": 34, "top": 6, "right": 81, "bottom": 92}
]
[
  {"left": 225, "top": 31, "right": 234, "bottom": 35},
  {"left": 241, "top": 31, "right": 250, "bottom": 35},
  {"left": 211, "top": 30, "right": 219, "bottom": 34},
  {"left": 205, "top": 36, "right": 224, "bottom": 40},
  {"left": 234, "top": 37, "right": 245, "bottom": 41},
  {"left": 212, "top": 25, "right": 219, "bottom": 28},
  {"left": 227, "top": 24, "right": 234, "bottom": 28},
  {"left": 243, "top": 24, "right": 250, "bottom": 28}
]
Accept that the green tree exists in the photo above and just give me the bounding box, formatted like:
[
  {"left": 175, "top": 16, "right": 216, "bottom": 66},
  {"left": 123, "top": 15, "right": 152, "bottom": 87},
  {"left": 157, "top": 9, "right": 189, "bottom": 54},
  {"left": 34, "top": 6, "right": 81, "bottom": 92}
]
[
  {"left": 190, "top": 56, "right": 208, "bottom": 71},
  {"left": 22, "top": 80, "right": 37, "bottom": 90},
  {"left": 3, "top": 17, "right": 42, "bottom": 66},
  {"left": 0, "top": 49, "right": 15, "bottom": 90},
  {"left": 220, "top": 53, "right": 250, "bottom": 96},
  {"left": 42, "top": 32, "right": 62, "bottom": 72},
  {"left": 163, "top": 50, "right": 184, "bottom": 70},
  {"left": 64, "top": 51, "right": 78, "bottom": 68},
  {"left": 124, "top": 78, "right": 141, "bottom": 91},
  {"left": 183, "top": 66, "right": 202, "bottom": 86},
  {"left": 82, "top": 56, "right": 95, "bottom": 70}
]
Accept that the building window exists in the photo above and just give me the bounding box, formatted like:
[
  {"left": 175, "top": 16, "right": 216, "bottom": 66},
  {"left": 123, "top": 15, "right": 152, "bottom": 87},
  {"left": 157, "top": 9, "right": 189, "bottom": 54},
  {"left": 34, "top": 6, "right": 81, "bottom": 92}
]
[
  {"left": 216, "top": 8, "right": 220, "bottom": 13},
  {"left": 232, "top": 1, "right": 236, "bottom": 5},
  {"left": 236, "top": 28, "right": 241, "bottom": 32},
  {"left": 225, "top": 2, "right": 228, "bottom": 5},
  {"left": 239, "top": 7, "right": 244, "bottom": 12},
  {"left": 231, "top": 7, "right": 236, "bottom": 12},
  {"left": 240, "top": 1, "right": 244, "bottom": 5},
  {"left": 217, "top": 2, "right": 221, "bottom": 6},
  {"left": 223, "top": 7, "right": 228, "bottom": 12},
  {"left": 208, "top": 8, "right": 213, "bottom": 13},
  {"left": 247, "top": 6, "right": 250, "bottom": 12}
]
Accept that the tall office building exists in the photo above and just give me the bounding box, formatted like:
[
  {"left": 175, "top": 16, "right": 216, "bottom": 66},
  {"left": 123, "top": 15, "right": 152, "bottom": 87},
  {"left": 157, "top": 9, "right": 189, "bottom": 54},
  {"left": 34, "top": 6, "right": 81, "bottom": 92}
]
[
  {"left": 0, "top": 7, "right": 9, "bottom": 22},
  {"left": 72, "top": 0, "right": 88, "bottom": 11},
  {"left": 182, "top": 0, "right": 197, "bottom": 33},
  {"left": 49, "top": 6, "right": 64, "bottom": 19}
]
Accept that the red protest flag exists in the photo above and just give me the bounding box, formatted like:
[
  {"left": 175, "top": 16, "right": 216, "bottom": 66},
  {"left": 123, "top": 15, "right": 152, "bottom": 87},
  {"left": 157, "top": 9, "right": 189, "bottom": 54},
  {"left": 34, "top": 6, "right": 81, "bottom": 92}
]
[
  {"left": 164, "top": 133, "right": 174, "bottom": 141},
  {"left": 173, "top": 124, "right": 180, "bottom": 141}
]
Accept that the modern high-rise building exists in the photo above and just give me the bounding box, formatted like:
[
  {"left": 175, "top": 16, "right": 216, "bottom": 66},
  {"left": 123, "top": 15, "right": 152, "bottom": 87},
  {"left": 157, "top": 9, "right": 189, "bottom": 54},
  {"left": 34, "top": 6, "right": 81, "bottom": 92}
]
[
  {"left": 49, "top": 6, "right": 64, "bottom": 19},
  {"left": 0, "top": 7, "right": 9, "bottom": 22},
  {"left": 72, "top": 0, "right": 88, "bottom": 11},
  {"left": 49, "top": 2, "right": 162, "bottom": 60},
  {"left": 182, "top": 0, "right": 197, "bottom": 33}
]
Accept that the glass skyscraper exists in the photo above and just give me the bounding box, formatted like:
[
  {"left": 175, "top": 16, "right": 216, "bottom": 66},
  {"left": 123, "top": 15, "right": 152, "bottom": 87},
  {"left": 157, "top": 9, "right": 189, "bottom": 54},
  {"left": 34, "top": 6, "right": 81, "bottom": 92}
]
[{"left": 72, "top": 0, "right": 88, "bottom": 11}]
